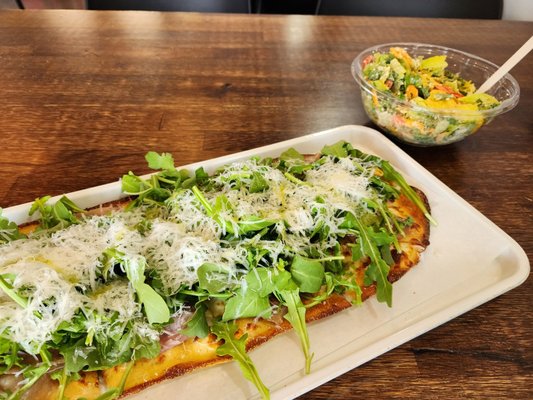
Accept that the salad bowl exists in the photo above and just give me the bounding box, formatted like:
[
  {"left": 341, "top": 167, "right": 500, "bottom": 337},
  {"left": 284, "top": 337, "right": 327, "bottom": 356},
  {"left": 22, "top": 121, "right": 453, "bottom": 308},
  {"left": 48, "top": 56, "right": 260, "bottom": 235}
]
[{"left": 352, "top": 43, "right": 520, "bottom": 146}]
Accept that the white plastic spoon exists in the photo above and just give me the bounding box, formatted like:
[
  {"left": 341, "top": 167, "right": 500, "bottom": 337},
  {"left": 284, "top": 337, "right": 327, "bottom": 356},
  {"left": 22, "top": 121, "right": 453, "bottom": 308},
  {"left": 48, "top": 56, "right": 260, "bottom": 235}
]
[{"left": 476, "top": 35, "right": 533, "bottom": 94}]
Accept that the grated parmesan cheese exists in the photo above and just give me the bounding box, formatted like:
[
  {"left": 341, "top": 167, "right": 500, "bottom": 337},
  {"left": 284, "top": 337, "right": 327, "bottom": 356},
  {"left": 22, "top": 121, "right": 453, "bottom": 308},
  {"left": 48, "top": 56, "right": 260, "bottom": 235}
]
[
  {"left": 0, "top": 260, "right": 84, "bottom": 354},
  {"left": 0, "top": 153, "right": 382, "bottom": 353}
]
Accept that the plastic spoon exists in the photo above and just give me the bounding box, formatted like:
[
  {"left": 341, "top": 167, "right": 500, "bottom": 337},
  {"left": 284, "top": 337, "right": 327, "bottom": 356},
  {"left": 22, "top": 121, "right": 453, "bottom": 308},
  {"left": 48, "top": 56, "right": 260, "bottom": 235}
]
[{"left": 476, "top": 35, "right": 533, "bottom": 94}]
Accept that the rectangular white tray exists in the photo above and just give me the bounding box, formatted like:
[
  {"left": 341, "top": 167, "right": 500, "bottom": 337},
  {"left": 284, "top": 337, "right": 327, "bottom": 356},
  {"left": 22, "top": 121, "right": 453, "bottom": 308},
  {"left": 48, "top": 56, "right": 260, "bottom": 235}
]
[{"left": 3, "top": 125, "right": 530, "bottom": 399}]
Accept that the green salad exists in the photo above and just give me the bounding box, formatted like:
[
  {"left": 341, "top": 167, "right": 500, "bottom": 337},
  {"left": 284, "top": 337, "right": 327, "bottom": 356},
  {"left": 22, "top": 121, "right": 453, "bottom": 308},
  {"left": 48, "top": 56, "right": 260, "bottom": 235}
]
[
  {"left": 361, "top": 47, "right": 500, "bottom": 145},
  {"left": 0, "top": 141, "right": 432, "bottom": 399}
]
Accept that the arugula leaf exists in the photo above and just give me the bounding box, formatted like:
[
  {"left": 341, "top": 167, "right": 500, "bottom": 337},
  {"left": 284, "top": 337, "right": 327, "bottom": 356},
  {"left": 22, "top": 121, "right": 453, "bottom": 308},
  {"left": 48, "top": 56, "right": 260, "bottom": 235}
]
[
  {"left": 197, "top": 263, "right": 233, "bottom": 294},
  {"left": 98, "top": 247, "right": 124, "bottom": 281},
  {"left": 222, "top": 288, "right": 271, "bottom": 321},
  {"left": 113, "top": 361, "right": 135, "bottom": 398},
  {"left": 283, "top": 171, "right": 310, "bottom": 186},
  {"left": 245, "top": 246, "right": 270, "bottom": 269},
  {"left": 56, "top": 196, "right": 85, "bottom": 214},
  {"left": 290, "top": 255, "right": 324, "bottom": 293},
  {"left": 222, "top": 268, "right": 286, "bottom": 321},
  {"left": 249, "top": 172, "right": 269, "bottom": 193},
  {"left": 5, "top": 363, "right": 50, "bottom": 400},
  {"left": 245, "top": 268, "right": 293, "bottom": 297},
  {"left": 278, "top": 289, "right": 313, "bottom": 374},
  {"left": 62, "top": 340, "right": 110, "bottom": 373},
  {"left": 238, "top": 216, "right": 275, "bottom": 234},
  {"left": 195, "top": 167, "right": 209, "bottom": 185},
  {"left": 132, "top": 333, "right": 161, "bottom": 360},
  {"left": 321, "top": 141, "right": 352, "bottom": 158},
  {"left": 136, "top": 282, "right": 171, "bottom": 325},
  {"left": 180, "top": 303, "right": 209, "bottom": 338},
  {"left": 191, "top": 186, "right": 236, "bottom": 235},
  {"left": 369, "top": 175, "right": 400, "bottom": 200},
  {"left": 222, "top": 267, "right": 295, "bottom": 322},
  {"left": 212, "top": 194, "right": 237, "bottom": 234},
  {"left": 363, "top": 197, "right": 402, "bottom": 251},
  {"left": 278, "top": 148, "right": 315, "bottom": 174},
  {"left": 0, "top": 208, "right": 26, "bottom": 244},
  {"left": 145, "top": 151, "right": 175, "bottom": 171},
  {"left": 28, "top": 195, "right": 51, "bottom": 217},
  {"left": 90, "top": 361, "right": 134, "bottom": 400},
  {"left": 122, "top": 154, "right": 193, "bottom": 209},
  {"left": 305, "top": 272, "right": 362, "bottom": 308},
  {"left": 59, "top": 313, "right": 161, "bottom": 376},
  {"left": 193, "top": 188, "right": 275, "bottom": 236},
  {"left": 28, "top": 195, "right": 85, "bottom": 233},
  {"left": 380, "top": 243, "right": 395, "bottom": 266},
  {"left": 0, "top": 273, "right": 28, "bottom": 308},
  {"left": 379, "top": 161, "right": 436, "bottom": 225},
  {"left": 345, "top": 213, "right": 393, "bottom": 306},
  {"left": 121, "top": 172, "right": 149, "bottom": 194},
  {"left": 123, "top": 257, "right": 170, "bottom": 324},
  {"left": 0, "top": 339, "right": 22, "bottom": 374},
  {"left": 303, "top": 272, "right": 335, "bottom": 309},
  {"left": 211, "top": 321, "right": 270, "bottom": 400},
  {"left": 280, "top": 148, "right": 304, "bottom": 161},
  {"left": 54, "top": 367, "right": 68, "bottom": 400}
]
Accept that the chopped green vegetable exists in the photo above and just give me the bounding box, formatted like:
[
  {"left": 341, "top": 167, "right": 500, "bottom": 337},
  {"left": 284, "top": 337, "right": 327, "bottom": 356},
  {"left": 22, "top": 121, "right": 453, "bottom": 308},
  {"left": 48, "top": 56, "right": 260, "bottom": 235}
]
[
  {"left": 321, "top": 141, "right": 350, "bottom": 158},
  {"left": 29, "top": 195, "right": 85, "bottom": 233},
  {"left": 278, "top": 289, "right": 313, "bottom": 374},
  {"left": 290, "top": 255, "right": 325, "bottom": 293},
  {"left": 180, "top": 303, "right": 209, "bottom": 338},
  {"left": 123, "top": 256, "right": 170, "bottom": 325},
  {"left": 0, "top": 208, "right": 26, "bottom": 243},
  {"left": 380, "top": 161, "right": 436, "bottom": 225},
  {"left": 211, "top": 321, "right": 270, "bottom": 400},
  {"left": 197, "top": 262, "right": 233, "bottom": 294},
  {"left": 222, "top": 287, "right": 271, "bottom": 321},
  {"left": 342, "top": 213, "right": 393, "bottom": 306},
  {"left": 145, "top": 151, "right": 176, "bottom": 171},
  {"left": 0, "top": 273, "right": 28, "bottom": 308}
]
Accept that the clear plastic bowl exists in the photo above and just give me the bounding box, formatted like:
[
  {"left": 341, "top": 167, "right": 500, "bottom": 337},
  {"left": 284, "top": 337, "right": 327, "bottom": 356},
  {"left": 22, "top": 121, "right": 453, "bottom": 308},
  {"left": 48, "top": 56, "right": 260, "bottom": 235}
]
[{"left": 352, "top": 43, "right": 520, "bottom": 146}]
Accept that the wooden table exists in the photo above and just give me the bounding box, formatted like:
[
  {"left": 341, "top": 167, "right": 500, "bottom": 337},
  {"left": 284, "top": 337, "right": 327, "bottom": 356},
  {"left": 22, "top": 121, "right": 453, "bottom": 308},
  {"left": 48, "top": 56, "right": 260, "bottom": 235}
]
[{"left": 0, "top": 9, "right": 531, "bottom": 399}]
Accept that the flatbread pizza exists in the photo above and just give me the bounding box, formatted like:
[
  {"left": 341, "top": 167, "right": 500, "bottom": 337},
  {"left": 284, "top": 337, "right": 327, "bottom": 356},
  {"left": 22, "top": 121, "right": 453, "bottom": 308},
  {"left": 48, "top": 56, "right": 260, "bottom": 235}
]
[{"left": 0, "top": 141, "right": 432, "bottom": 399}]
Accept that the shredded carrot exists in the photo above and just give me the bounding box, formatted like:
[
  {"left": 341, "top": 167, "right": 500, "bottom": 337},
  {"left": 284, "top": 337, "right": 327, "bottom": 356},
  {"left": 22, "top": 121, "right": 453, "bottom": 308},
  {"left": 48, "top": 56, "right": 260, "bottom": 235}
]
[
  {"left": 434, "top": 84, "right": 464, "bottom": 98},
  {"left": 372, "top": 91, "right": 379, "bottom": 107}
]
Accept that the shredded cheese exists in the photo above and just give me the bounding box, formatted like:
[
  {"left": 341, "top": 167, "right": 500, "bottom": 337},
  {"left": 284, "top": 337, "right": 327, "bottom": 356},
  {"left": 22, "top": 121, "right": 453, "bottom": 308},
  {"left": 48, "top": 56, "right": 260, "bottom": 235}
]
[{"left": 0, "top": 155, "right": 380, "bottom": 353}]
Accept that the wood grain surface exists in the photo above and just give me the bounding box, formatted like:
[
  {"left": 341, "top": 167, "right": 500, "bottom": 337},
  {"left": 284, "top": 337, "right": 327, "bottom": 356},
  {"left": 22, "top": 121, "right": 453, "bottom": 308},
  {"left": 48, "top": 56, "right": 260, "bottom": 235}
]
[{"left": 0, "top": 10, "right": 531, "bottom": 399}]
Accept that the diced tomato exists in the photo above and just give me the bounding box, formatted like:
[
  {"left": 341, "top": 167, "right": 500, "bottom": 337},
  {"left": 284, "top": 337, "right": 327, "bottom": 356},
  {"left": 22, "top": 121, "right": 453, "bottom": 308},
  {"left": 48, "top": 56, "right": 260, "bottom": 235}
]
[
  {"left": 385, "top": 80, "right": 393, "bottom": 89},
  {"left": 362, "top": 55, "right": 373, "bottom": 68},
  {"left": 393, "top": 114, "right": 405, "bottom": 125}
]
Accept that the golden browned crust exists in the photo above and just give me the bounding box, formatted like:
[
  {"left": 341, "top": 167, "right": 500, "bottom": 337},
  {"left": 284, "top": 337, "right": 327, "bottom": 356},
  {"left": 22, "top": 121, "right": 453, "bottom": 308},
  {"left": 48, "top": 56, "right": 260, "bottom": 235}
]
[
  {"left": 16, "top": 185, "right": 430, "bottom": 400},
  {"left": 118, "top": 292, "right": 356, "bottom": 398}
]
